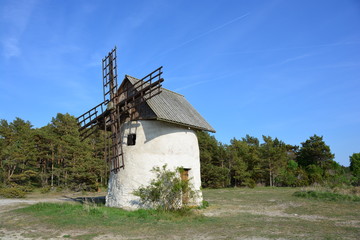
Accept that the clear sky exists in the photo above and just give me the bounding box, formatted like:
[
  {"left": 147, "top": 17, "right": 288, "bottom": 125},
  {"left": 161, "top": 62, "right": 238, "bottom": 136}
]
[{"left": 1, "top": 0, "right": 359, "bottom": 166}]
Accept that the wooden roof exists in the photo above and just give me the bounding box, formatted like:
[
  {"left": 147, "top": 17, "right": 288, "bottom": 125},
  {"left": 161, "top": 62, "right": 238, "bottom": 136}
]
[{"left": 123, "top": 75, "right": 215, "bottom": 133}]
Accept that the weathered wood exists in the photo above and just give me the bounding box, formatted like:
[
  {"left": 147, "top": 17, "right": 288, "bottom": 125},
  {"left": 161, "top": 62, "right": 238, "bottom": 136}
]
[{"left": 77, "top": 47, "right": 164, "bottom": 172}]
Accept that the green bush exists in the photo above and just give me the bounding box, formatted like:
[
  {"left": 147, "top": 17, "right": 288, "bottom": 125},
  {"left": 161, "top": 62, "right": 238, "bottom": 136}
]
[
  {"left": 293, "top": 190, "right": 360, "bottom": 202},
  {"left": 8, "top": 183, "right": 34, "bottom": 193},
  {"left": 40, "top": 186, "right": 51, "bottom": 194},
  {"left": 18, "top": 185, "right": 35, "bottom": 193},
  {"left": 244, "top": 178, "right": 256, "bottom": 188},
  {"left": 133, "top": 165, "right": 197, "bottom": 211},
  {"left": 198, "top": 200, "right": 209, "bottom": 209},
  {"left": 55, "top": 186, "right": 64, "bottom": 192},
  {"left": 0, "top": 187, "right": 26, "bottom": 198}
]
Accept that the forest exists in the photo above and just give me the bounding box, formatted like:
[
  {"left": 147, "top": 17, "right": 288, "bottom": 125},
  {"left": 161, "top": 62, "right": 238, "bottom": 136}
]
[{"left": 0, "top": 113, "right": 359, "bottom": 196}]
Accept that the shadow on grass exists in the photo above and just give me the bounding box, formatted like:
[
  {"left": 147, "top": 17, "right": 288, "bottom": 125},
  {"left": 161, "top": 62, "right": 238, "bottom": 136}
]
[{"left": 61, "top": 196, "right": 106, "bottom": 205}]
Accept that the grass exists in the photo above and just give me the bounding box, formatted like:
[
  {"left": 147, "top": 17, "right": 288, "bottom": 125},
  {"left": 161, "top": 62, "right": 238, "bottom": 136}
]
[
  {"left": 16, "top": 202, "right": 206, "bottom": 226},
  {"left": 1, "top": 187, "right": 360, "bottom": 239}
]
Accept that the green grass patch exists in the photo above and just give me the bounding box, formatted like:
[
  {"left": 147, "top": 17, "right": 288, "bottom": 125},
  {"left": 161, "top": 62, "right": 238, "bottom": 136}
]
[
  {"left": 15, "top": 202, "right": 207, "bottom": 228},
  {"left": 293, "top": 190, "right": 360, "bottom": 202}
]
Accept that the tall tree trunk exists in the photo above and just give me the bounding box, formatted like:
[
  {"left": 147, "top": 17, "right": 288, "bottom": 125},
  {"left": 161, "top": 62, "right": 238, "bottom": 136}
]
[
  {"left": 50, "top": 145, "right": 54, "bottom": 187},
  {"left": 269, "top": 161, "right": 273, "bottom": 187},
  {"left": 7, "top": 165, "right": 16, "bottom": 182},
  {"left": 51, "top": 153, "right": 54, "bottom": 188}
]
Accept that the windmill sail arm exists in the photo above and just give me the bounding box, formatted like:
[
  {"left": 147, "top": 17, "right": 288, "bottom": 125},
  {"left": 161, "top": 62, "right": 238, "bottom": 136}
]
[
  {"left": 140, "top": 66, "right": 163, "bottom": 81},
  {"left": 117, "top": 78, "right": 164, "bottom": 111},
  {"left": 77, "top": 100, "right": 110, "bottom": 134}
]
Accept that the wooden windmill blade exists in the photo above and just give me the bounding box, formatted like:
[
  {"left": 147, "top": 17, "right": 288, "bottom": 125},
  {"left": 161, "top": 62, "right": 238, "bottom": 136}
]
[
  {"left": 105, "top": 66, "right": 164, "bottom": 173},
  {"left": 116, "top": 66, "right": 164, "bottom": 114},
  {"left": 102, "top": 47, "right": 118, "bottom": 104},
  {"left": 77, "top": 98, "right": 109, "bottom": 140},
  {"left": 101, "top": 47, "right": 124, "bottom": 173},
  {"left": 77, "top": 47, "right": 165, "bottom": 173},
  {"left": 76, "top": 49, "right": 118, "bottom": 141}
]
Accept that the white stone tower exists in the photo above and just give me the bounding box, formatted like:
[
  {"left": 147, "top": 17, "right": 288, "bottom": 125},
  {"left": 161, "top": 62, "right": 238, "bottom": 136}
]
[{"left": 105, "top": 76, "right": 215, "bottom": 209}]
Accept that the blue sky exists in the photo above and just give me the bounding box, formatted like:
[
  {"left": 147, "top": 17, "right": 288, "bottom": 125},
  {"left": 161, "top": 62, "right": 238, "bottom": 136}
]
[{"left": 1, "top": 0, "right": 359, "bottom": 166}]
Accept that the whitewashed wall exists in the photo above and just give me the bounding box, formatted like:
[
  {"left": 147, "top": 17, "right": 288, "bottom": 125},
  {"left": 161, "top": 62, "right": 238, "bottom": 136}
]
[{"left": 106, "top": 120, "right": 203, "bottom": 209}]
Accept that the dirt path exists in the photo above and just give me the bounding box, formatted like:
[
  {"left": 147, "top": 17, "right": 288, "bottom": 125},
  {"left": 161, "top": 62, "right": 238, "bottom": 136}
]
[
  {"left": 0, "top": 197, "right": 68, "bottom": 214},
  {"left": 0, "top": 192, "right": 106, "bottom": 211}
]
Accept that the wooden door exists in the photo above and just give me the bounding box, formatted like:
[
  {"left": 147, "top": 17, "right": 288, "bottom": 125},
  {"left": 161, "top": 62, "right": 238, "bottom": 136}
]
[{"left": 181, "top": 169, "right": 190, "bottom": 204}]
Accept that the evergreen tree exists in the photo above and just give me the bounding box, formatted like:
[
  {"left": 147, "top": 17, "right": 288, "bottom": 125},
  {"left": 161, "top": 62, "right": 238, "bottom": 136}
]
[
  {"left": 228, "top": 138, "right": 256, "bottom": 187},
  {"left": 34, "top": 125, "right": 58, "bottom": 188},
  {"left": 260, "top": 136, "right": 288, "bottom": 187},
  {"left": 197, "top": 131, "right": 229, "bottom": 188},
  {"left": 350, "top": 153, "right": 360, "bottom": 185},
  {"left": 49, "top": 113, "right": 98, "bottom": 191},
  {"left": 86, "top": 129, "right": 109, "bottom": 188},
  {"left": 0, "top": 114, "right": 353, "bottom": 191},
  {"left": 231, "top": 153, "right": 251, "bottom": 187},
  {"left": 297, "top": 135, "right": 334, "bottom": 168},
  {"left": 237, "top": 135, "right": 262, "bottom": 185},
  {"left": 0, "top": 118, "right": 39, "bottom": 190}
]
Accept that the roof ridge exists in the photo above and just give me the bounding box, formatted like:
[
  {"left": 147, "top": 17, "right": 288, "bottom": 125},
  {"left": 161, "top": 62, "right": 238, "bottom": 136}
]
[
  {"left": 121, "top": 74, "right": 215, "bottom": 133},
  {"left": 125, "top": 75, "right": 184, "bottom": 97},
  {"left": 125, "top": 74, "right": 138, "bottom": 79},
  {"left": 161, "top": 88, "right": 184, "bottom": 97}
]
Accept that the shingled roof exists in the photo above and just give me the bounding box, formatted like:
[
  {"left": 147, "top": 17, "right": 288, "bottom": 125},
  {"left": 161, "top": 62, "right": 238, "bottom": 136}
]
[{"left": 125, "top": 75, "right": 215, "bottom": 133}]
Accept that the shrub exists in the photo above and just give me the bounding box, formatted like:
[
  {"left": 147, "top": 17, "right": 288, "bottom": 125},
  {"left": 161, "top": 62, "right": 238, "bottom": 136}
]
[
  {"left": 198, "top": 200, "right": 209, "bottom": 209},
  {"left": 293, "top": 190, "right": 360, "bottom": 202},
  {"left": 8, "top": 182, "right": 34, "bottom": 193},
  {"left": 40, "top": 186, "right": 51, "bottom": 194},
  {"left": 244, "top": 178, "right": 256, "bottom": 188},
  {"left": 133, "top": 165, "right": 197, "bottom": 211},
  {"left": 18, "top": 185, "right": 34, "bottom": 193},
  {"left": 0, "top": 187, "right": 26, "bottom": 198}
]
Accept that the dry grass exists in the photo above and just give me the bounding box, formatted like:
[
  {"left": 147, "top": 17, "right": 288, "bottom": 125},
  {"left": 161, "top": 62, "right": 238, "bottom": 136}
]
[{"left": 0, "top": 187, "right": 359, "bottom": 239}]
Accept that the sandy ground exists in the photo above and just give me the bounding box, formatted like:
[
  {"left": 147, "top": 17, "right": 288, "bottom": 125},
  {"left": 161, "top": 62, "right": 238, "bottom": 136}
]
[
  {"left": 0, "top": 194, "right": 94, "bottom": 212},
  {"left": 0, "top": 194, "right": 108, "bottom": 240},
  {"left": 1, "top": 192, "right": 359, "bottom": 240},
  {"left": 0, "top": 197, "right": 64, "bottom": 239}
]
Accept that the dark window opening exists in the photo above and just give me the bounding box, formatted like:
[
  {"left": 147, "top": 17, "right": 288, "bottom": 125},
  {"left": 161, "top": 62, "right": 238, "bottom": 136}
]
[
  {"left": 181, "top": 169, "right": 190, "bottom": 181},
  {"left": 127, "top": 134, "right": 136, "bottom": 146}
]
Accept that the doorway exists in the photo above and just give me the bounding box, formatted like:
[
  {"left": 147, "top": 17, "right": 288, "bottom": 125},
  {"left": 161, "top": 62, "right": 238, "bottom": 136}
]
[{"left": 180, "top": 168, "right": 190, "bottom": 204}]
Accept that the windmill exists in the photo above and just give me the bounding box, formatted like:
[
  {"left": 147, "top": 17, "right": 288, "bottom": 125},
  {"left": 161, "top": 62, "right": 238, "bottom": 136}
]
[
  {"left": 77, "top": 47, "right": 164, "bottom": 173},
  {"left": 76, "top": 47, "right": 214, "bottom": 209}
]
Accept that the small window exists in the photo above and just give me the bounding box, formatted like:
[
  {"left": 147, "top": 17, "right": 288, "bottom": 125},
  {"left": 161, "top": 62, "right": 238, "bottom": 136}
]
[
  {"left": 127, "top": 134, "right": 136, "bottom": 146},
  {"left": 180, "top": 169, "right": 190, "bottom": 181}
]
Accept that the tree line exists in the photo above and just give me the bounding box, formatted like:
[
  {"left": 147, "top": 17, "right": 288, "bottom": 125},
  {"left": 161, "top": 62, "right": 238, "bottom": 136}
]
[
  {"left": 198, "top": 131, "right": 360, "bottom": 188},
  {"left": 0, "top": 114, "right": 359, "bottom": 194},
  {"left": 0, "top": 114, "right": 108, "bottom": 192}
]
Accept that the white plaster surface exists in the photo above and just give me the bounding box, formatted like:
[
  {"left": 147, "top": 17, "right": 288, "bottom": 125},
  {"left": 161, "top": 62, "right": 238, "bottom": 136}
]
[{"left": 106, "top": 120, "right": 203, "bottom": 209}]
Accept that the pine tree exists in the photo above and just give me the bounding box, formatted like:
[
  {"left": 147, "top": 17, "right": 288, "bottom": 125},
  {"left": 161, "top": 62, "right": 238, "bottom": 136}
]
[
  {"left": 350, "top": 153, "right": 360, "bottom": 185},
  {"left": 297, "top": 135, "right": 334, "bottom": 168},
  {"left": 260, "top": 136, "right": 287, "bottom": 187},
  {"left": 197, "top": 131, "right": 229, "bottom": 188},
  {"left": 0, "top": 118, "right": 38, "bottom": 187}
]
